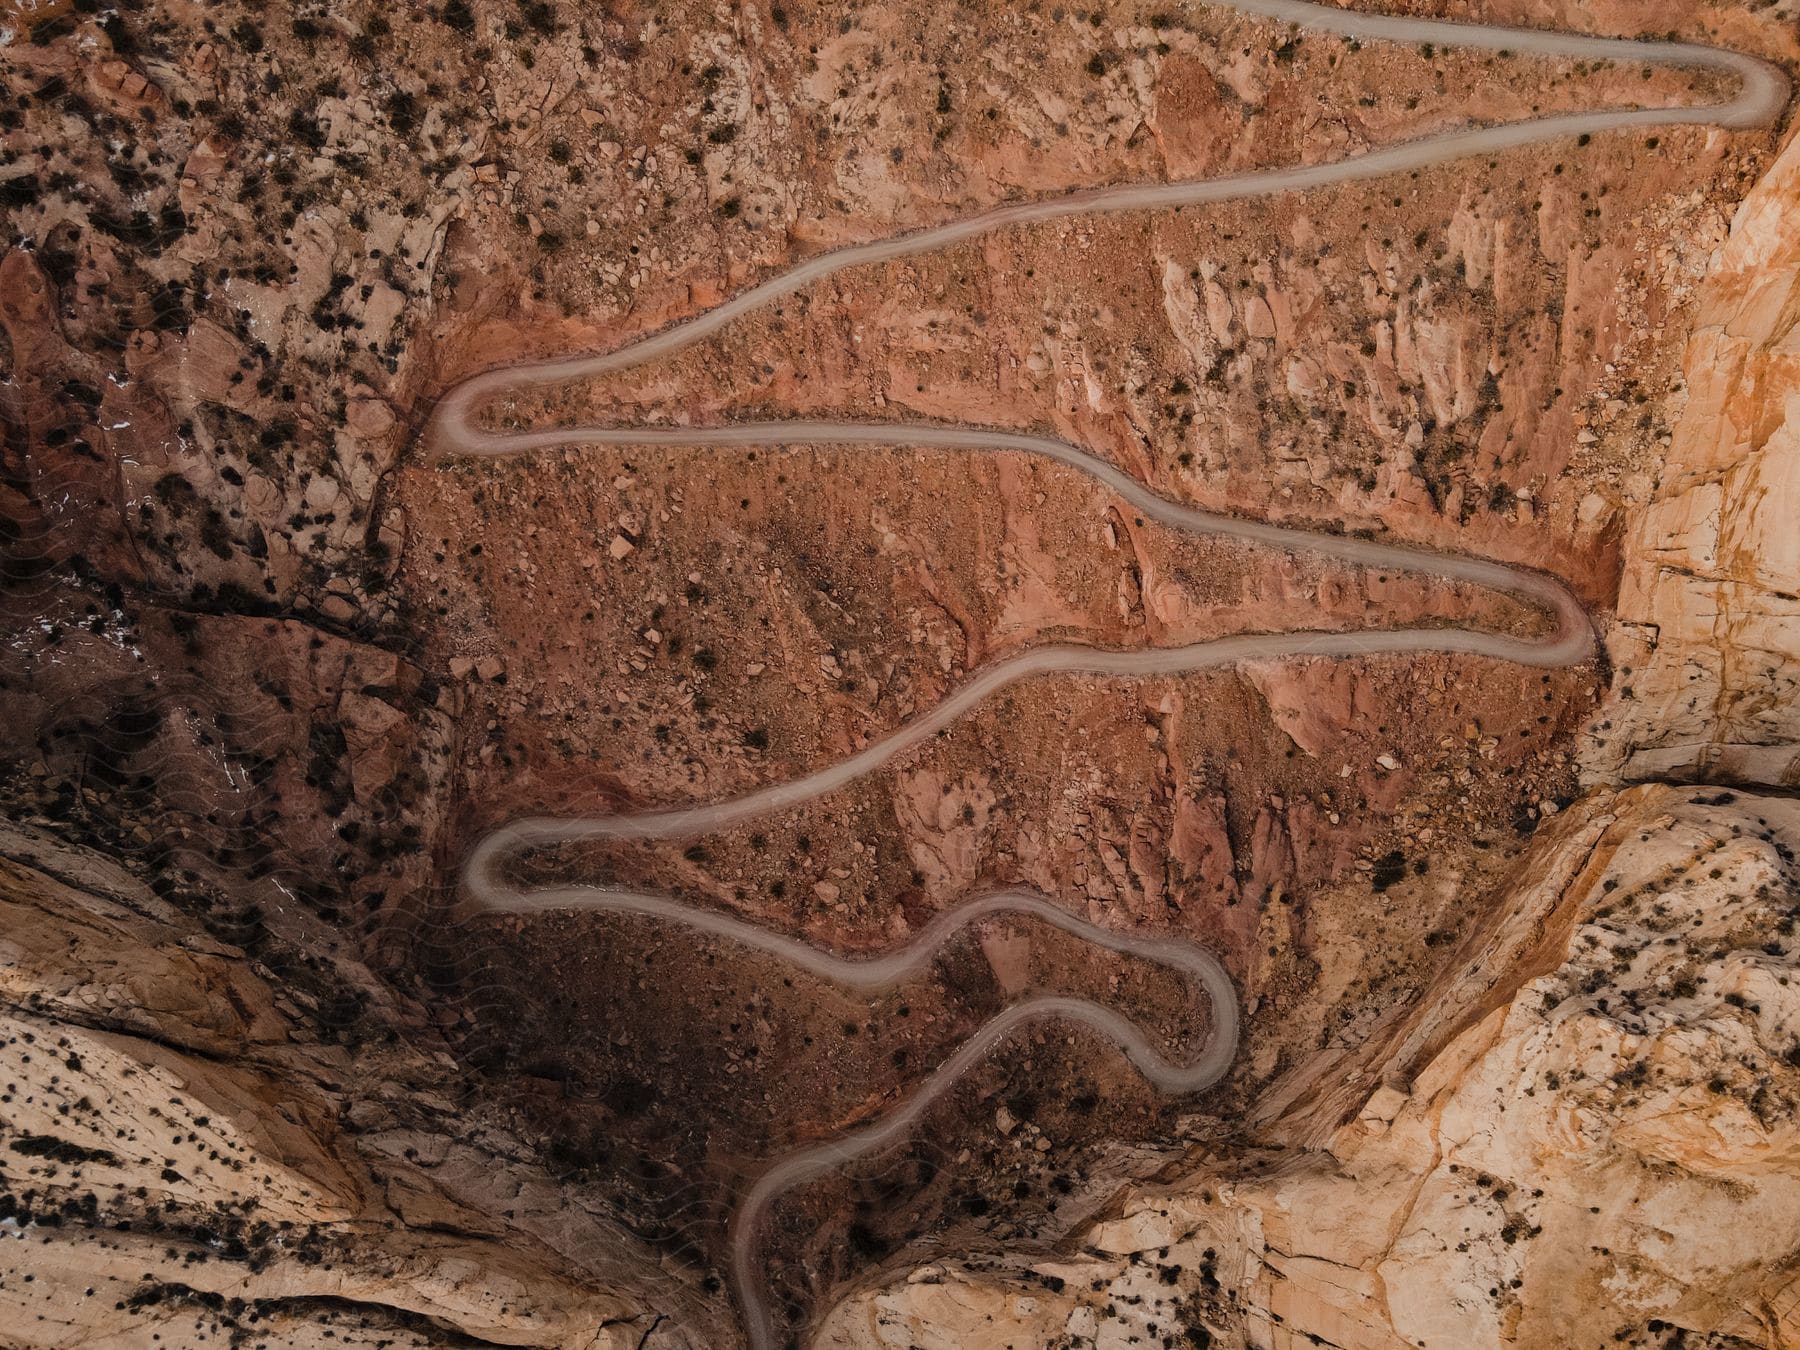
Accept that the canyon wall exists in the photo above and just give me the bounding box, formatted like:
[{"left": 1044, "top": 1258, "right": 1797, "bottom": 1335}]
[
  {"left": 2, "top": 0, "right": 1796, "bottom": 1346},
  {"left": 1583, "top": 126, "right": 1800, "bottom": 788},
  {"left": 818, "top": 783, "right": 1800, "bottom": 1349},
  {"left": 819, "top": 114, "right": 1800, "bottom": 1350},
  {"left": 0, "top": 821, "right": 716, "bottom": 1347}
]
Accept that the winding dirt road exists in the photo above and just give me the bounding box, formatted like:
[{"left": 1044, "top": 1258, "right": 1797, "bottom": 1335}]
[
  {"left": 455, "top": 868, "right": 1239, "bottom": 1347},
  {"left": 432, "top": 5, "right": 1788, "bottom": 1345}
]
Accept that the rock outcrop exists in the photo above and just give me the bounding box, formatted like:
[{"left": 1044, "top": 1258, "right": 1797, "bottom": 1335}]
[
  {"left": 813, "top": 110, "right": 1800, "bottom": 1350},
  {"left": 1585, "top": 126, "right": 1800, "bottom": 788},
  {"left": 4, "top": 0, "right": 1798, "bottom": 1344},
  {"left": 817, "top": 784, "right": 1800, "bottom": 1349},
  {"left": 0, "top": 822, "right": 717, "bottom": 1348}
]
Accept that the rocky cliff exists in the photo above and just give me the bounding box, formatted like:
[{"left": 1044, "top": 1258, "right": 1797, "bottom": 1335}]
[
  {"left": 816, "top": 783, "right": 1800, "bottom": 1348},
  {"left": 819, "top": 114, "right": 1800, "bottom": 1350},
  {"left": 3, "top": 0, "right": 1798, "bottom": 1346},
  {"left": 1583, "top": 124, "right": 1800, "bottom": 788},
  {"left": 0, "top": 821, "right": 718, "bottom": 1347}
]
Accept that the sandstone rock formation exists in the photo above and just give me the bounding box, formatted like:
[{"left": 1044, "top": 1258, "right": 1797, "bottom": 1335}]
[
  {"left": 3, "top": 0, "right": 1798, "bottom": 1346},
  {"left": 815, "top": 98, "right": 1800, "bottom": 1348},
  {"left": 0, "top": 821, "right": 715, "bottom": 1347},
  {"left": 817, "top": 783, "right": 1800, "bottom": 1348},
  {"left": 1585, "top": 127, "right": 1800, "bottom": 788}
]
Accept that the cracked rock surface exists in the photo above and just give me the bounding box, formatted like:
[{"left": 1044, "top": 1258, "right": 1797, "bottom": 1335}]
[
  {"left": 3, "top": 0, "right": 1799, "bottom": 1344},
  {"left": 0, "top": 821, "right": 715, "bottom": 1348},
  {"left": 817, "top": 783, "right": 1800, "bottom": 1348}
]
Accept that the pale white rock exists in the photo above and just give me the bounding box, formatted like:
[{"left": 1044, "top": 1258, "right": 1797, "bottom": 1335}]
[{"left": 1587, "top": 129, "right": 1800, "bottom": 787}]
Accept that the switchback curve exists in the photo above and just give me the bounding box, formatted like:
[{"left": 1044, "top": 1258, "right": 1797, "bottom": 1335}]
[{"left": 432, "top": 6, "right": 1788, "bottom": 1345}]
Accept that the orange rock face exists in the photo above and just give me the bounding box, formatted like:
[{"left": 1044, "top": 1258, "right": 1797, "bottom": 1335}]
[
  {"left": 820, "top": 784, "right": 1800, "bottom": 1350},
  {"left": 2, "top": 0, "right": 1797, "bottom": 1344}
]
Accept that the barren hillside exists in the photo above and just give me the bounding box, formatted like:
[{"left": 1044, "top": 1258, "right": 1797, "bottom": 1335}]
[{"left": 2, "top": 0, "right": 1796, "bottom": 1346}]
